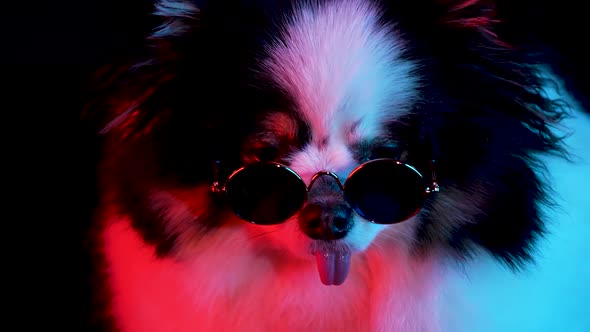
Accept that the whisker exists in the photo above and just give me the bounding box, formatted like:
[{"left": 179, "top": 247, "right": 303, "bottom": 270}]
[
  {"left": 378, "top": 227, "right": 417, "bottom": 245},
  {"left": 248, "top": 229, "right": 280, "bottom": 240},
  {"left": 369, "top": 241, "right": 386, "bottom": 252},
  {"left": 234, "top": 229, "right": 281, "bottom": 248}
]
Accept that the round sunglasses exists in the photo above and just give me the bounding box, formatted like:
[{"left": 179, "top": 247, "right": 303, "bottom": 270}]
[{"left": 212, "top": 158, "right": 440, "bottom": 225}]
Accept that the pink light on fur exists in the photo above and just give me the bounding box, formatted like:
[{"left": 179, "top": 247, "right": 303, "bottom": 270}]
[
  {"left": 102, "top": 217, "right": 442, "bottom": 331},
  {"left": 102, "top": 221, "right": 200, "bottom": 332}
]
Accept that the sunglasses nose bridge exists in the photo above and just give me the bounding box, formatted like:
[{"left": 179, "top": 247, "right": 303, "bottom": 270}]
[{"left": 307, "top": 171, "right": 345, "bottom": 192}]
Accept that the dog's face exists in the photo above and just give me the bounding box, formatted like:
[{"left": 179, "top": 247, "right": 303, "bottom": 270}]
[
  {"left": 233, "top": 1, "right": 421, "bottom": 284},
  {"left": 94, "top": 0, "right": 565, "bottom": 286}
]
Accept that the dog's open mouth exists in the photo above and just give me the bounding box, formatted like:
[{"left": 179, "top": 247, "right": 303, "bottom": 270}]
[{"left": 311, "top": 242, "right": 352, "bottom": 286}]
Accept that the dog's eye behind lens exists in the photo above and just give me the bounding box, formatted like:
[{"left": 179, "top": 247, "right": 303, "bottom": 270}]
[
  {"left": 242, "top": 142, "right": 280, "bottom": 163},
  {"left": 225, "top": 164, "right": 307, "bottom": 224}
]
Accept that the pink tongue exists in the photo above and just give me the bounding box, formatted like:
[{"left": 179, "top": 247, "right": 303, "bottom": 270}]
[{"left": 315, "top": 251, "right": 352, "bottom": 286}]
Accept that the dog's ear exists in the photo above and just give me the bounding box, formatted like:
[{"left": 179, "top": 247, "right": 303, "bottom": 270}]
[
  {"left": 436, "top": 0, "right": 500, "bottom": 40},
  {"left": 151, "top": 0, "right": 202, "bottom": 39},
  {"left": 394, "top": 1, "right": 569, "bottom": 270},
  {"left": 82, "top": 0, "right": 203, "bottom": 138},
  {"left": 437, "top": 0, "right": 496, "bottom": 22}
]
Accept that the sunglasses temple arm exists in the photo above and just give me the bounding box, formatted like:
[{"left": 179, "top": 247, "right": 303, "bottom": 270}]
[
  {"left": 425, "top": 160, "right": 440, "bottom": 194},
  {"left": 211, "top": 160, "right": 223, "bottom": 194}
]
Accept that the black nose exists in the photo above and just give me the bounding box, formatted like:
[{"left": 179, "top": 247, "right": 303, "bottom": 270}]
[{"left": 298, "top": 203, "right": 353, "bottom": 240}]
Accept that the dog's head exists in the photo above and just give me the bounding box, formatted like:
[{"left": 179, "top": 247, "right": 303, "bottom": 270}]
[{"left": 90, "top": 0, "right": 566, "bottom": 285}]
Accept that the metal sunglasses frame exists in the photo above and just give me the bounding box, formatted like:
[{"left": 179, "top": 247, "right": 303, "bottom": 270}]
[{"left": 211, "top": 158, "right": 440, "bottom": 224}]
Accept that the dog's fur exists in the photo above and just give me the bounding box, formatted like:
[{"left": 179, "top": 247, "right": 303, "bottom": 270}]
[{"left": 84, "top": 0, "right": 586, "bottom": 331}]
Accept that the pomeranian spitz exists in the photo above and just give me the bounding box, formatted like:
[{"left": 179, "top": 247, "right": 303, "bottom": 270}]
[{"left": 85, "top": 0, "right": 588, "bottom": 331}]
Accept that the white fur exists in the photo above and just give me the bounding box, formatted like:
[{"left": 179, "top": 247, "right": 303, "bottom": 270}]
[
  {"left": 147, "top": 188, "right": 210, "bottom": 258},
  {"left": 263, "top": 0, "right": 419, "bottom": 143}
]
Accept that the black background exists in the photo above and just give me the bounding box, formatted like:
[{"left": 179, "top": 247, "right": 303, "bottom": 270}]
[{"left": 2, "top": 1, "right": 153, "bottom": 330}]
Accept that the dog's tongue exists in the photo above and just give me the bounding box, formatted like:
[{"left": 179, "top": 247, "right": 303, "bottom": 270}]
[{"left": 315, "top": 251, "right": 351, "bottom": 286}]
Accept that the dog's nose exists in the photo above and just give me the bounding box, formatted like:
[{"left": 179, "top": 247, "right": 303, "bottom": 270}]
[{"left": 298, "top": 203, "right": 353, "bottom": 240}]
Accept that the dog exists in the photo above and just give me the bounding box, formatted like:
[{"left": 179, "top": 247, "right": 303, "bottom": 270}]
[{"left": 84, "top": 0, "right": 589, "bottom": 331}]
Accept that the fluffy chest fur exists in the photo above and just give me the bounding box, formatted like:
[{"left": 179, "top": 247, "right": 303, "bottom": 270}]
[{"left": 100, "top": 217, "right": 444, "bottom": 332}]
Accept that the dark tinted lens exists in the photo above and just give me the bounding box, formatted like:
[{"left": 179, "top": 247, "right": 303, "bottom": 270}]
[
  {"left": 224, "top": 163, "right": 307, "bottom": 224},
  {"left": 344, "top": 159, "right": 426, "bottom": 224}
]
